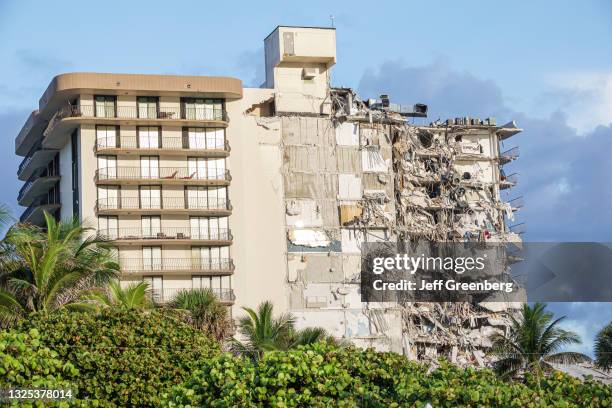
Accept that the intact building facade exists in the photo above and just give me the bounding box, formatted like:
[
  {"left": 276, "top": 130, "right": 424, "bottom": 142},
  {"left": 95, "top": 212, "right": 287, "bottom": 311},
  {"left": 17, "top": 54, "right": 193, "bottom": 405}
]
[{"left": 15, "top": 26, "right": 522, "bottom": 365}]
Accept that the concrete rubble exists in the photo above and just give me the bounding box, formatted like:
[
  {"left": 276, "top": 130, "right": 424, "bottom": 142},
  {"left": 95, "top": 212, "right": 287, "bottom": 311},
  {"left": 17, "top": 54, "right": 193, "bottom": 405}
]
[
  {"left": 264, "top": 84, "right": 526, "bottom": 368},
  {"left": 250, "top": 27, "right": 524, "bottom": 368}
]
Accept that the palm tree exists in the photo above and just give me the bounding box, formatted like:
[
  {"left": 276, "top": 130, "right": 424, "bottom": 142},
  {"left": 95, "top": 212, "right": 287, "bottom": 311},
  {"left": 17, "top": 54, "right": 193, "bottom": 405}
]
[
  {"left": 491, "top": 303, "right": 590, "bottom": 382},
  {"left": 88, "top": 281, "right": 153, "bottom": 310},
  {"left": 231, "top": 301, "right": 331, "bottom": 359},
  {"left": 0, "top": 212, "right": 119, "bottom": 326},
  {"left": 594, "top": 322, "right": 612, "bottom": 370},
  {"left": 169, "top": 288, "right": 232, "bottom": 341}
]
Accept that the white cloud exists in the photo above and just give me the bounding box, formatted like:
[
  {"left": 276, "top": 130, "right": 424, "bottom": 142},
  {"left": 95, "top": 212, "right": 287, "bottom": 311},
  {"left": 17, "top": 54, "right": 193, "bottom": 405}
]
[{"left": 544, "top": 71, "right": 612, "bottom": 134}]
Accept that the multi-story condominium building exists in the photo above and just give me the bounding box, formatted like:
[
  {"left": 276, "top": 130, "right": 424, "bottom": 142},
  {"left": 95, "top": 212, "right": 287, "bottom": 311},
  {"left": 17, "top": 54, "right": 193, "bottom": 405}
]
[{"left": 15, "top": 26, "right": 522, "bottom": 365}]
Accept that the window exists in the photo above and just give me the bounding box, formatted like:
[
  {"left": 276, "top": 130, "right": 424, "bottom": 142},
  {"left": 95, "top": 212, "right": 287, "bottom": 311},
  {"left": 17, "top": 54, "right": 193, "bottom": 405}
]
[
  {"left": 192, "top": 246, "right": 229, "bottom": 270},
  {"left": 96, "top": 125, "right": 118, "bottom": 148},
  {"left": 186, "top": 127, "right": 224, "bottom": 149},
  {"left": 142, "top": 246, "right": 162, "bottom": 271},
  {"left": 192, "top": 275, "right": 231, "bottom": 294},
  {"left": 95, "top": 96, "right": 116, "bottom": 118},
  {"left": 188, "top": 157, "right": 225, "bottom": 180},
  {"left": 141, "top": 216, "right": 161, "bottom": 238},
  {"left": 190, "top": 216, "right": 228, "bottom": 240},
  {"left": 98, "top": 216, "right": 118, "bottom": 239},
  {"left": 71, "top": 130, "right": 79, "bottom": 218},
  {"left": 143, "top": 276, "right": 163, "bottom": 302},
  {"left": 139, "top": 186, "right": 161, "bottom": 209},
  {"left": 138, "top": 97, "right": 158, "bottom": 119},
  {"left": 185, "top": 186, "right": 227, "bottom": 209},
  {"left": 97, "top": 155, "right": 117, "bottom": 179},
  {"left": 98, "top": 186, "right": 120, "bottom": 210},
  {"left": 183, "top": 98, "right": 223, "bottom": 120},
  {"left": 140, "top": 156, "right": 159, "bottom": 179},
  {"left": 138, "top": 126, "right": 160, "bottom": 148}
]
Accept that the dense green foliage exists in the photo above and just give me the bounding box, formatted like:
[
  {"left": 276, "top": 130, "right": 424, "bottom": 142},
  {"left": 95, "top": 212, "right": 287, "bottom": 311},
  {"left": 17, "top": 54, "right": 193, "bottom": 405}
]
[
  {"left": 168, "top": 288, "right": 232, "bottom": 341},
  {"left": 0, "top": 213, "right": 119, "bottom": 326},
  {"left": 164, "top": 342, "right": 612, "bottom": 408},
  {"left": 0, "top": 329, "right": 80, "bottom": 407},
  {"left": 0, "top": 328, "right": 78, "bottom": 389},
  {"left": 18, "top": 308, "right": 219, "bottom": 407},
  {"left": 595, "top": 322, "right": 612, "bottom": 370},
  {"left": 492, "top": 302, "right": 590, "bottom": 379},
  {"left": 86, "top": 280, "right": 153, "bottom": 310},
  {"left": 231, "top": 301, "right": 331, "bottom": 359}
]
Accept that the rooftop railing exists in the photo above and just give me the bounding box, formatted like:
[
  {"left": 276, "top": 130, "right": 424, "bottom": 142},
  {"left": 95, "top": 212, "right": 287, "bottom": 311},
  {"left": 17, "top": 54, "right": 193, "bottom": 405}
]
[
  {"left": 95, "top": 197, "right": 231, "bottom": 212},
  {"left": 98, "top": 227, "right": 232, "bottom": 242},
  {"left": 95, "top": 167, "right": 231, "bottom": 182}
]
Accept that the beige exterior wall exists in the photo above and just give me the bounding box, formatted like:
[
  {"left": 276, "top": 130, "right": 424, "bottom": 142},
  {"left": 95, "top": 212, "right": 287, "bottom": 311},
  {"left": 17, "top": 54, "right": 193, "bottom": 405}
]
[{"left": 225, "top": 88, "right": 287, "bottom": 314}]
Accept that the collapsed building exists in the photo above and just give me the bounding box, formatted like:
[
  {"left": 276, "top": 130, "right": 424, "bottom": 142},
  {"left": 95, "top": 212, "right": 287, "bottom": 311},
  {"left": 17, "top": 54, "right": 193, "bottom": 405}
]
[
  {"left": 15, "top": 25, "right": 524, "bottom": 367},
  {"left": 255, "top": 27, "right": 524, "bottom": 367}
]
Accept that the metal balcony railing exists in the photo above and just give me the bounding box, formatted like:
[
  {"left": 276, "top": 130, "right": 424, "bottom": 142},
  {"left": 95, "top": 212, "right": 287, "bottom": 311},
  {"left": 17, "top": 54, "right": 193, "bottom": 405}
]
[
  {"left": 20, "top": 196, "right": 61, "bottom": 223},
  {"left": 18, "top": 140, "right": 43, "bottom": 176},
  {"left": 95, "top": 197, "right": 231, "bottom": 212},
  {"left": 95, "top": 167, "right": 231, "bottom": 182},
  {"left": 43, "top": 104, "right": 228, "bottom": 138},
  {"left": 507, "top": 196, "right": 524, "bottom": 210},
  {"left": 148, "top": 288, "right": 235, "bottom": 303},
  {"left": 120, "top": 258, "right": 234, "bottom": 273},
  {"left": 95, "top": 136, "right": 230, "bottom": 152},
  {"left": 500, "top": 172, "right": 518, "bottom": 189},
  {"left": 98, "top": 227, "right": 232, "bottom": 242},
  {"left": 508, "top": 222, "right": 526, "bottom": 235},
  {"left": 499, "top": 146, "right": 519, "bottom": 163}
]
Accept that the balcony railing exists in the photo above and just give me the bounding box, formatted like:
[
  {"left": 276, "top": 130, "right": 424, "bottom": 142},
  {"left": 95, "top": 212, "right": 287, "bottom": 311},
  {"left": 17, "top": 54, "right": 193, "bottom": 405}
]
[
  {"left": 43, "top": 104, "right": 228, "bottom": 139},
  {"left": 20, "top": 196, "right": 61, "bottom": 223},
  {"left": 18, "top": 140, "right": 42, "bottom": 176},
  {"left": 120, "top": 258, "right": 234, "bottom": 273},
  {"left": 95, "top": 167, "right": 231, "bottom": 182},
  {"left": 508, "top": 222, "right": 526, "bottom": 235},
  {"left": 95, "top": 136, "right": 230, "bottom": 152},
  {"left": 500, "top": 172, "right": 518, "bottom": 189},
  {"left": 98, "top": 227, "right": 232, "bottom": 242},
  {"left": 499, "top": 146, "right": 519, "bottom": 163},
  {"left": 95, "top": 197, "right": 231, "bottom": 212},
  {"left": 148, "top": 288, "right": 234, "bottom": 303},
  {"left": 507, "top": 196, "right": 524, "bottom": 210}
]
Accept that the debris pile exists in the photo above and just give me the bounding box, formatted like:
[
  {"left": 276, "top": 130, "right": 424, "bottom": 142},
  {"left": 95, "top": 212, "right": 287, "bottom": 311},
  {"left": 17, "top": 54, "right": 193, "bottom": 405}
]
[{"left": 278, "top": 86, "right": 523, "bottom": 368}]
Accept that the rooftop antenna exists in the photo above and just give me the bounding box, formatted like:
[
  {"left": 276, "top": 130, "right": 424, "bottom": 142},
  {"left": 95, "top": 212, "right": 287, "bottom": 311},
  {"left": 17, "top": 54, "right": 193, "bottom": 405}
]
[{"left": 330, "top": 15, "right": 335, "bottom": 28}]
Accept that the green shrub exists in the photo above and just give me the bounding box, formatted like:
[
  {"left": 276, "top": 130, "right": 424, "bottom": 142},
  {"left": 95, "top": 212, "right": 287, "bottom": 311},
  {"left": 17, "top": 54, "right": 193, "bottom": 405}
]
[
  {"left": 0, "top": 328, "right": 79, "bottom": 407},
  {"left": 164, "top": 342, "right": 612, "bottom": 408},
  {"left": 19, "top": 309, "right": 219, "bottom": 407}
]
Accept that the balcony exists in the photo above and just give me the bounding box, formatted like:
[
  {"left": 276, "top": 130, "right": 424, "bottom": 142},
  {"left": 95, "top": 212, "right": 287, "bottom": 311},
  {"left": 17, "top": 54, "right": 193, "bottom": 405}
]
[
  {"left": 95, "top": 167, "right": 231, "bottom": 186},
  {"left": 496, "top": 121, "right": 523, "bottom": 141},
  {"left": 499, "top": 172, "right": 518, "bottom": 190},
  {"left": 507, "top": 196, "right": 524, "bottom": 211},
  {"left": 148, "top": 288, "right": 235, "bottom": 304},
  {"left": 18, "top": 172, "right": 60, "bottom": 206},
  {"left": 95, "top": 197, "right": 232, "bottom": 216},
  {"left": 98, "top": 227, "right": 233, "bottom": 246},
  {"left": 17, "top": 141, "right": 59, "bottom": 181},
  {"left": 42, "top": 104, "right": 229, "bottom": 149},
  {"left": 20, "top": 196, "right": 61, "bottom": 225},
  {"left": 498, "top": 146, "right": 519, "bottom": 165},
  {"left": 95, "top": 135, "right": 230, "bottom": 157},
  {"left": 120, "top": 258, "right": 234, "bottom": 275}
]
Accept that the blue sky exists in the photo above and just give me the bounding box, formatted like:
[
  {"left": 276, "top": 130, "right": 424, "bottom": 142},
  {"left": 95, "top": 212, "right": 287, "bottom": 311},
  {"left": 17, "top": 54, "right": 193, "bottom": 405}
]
[{"left": 1, "top": 0, "right": 611, "bottom": 354}]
